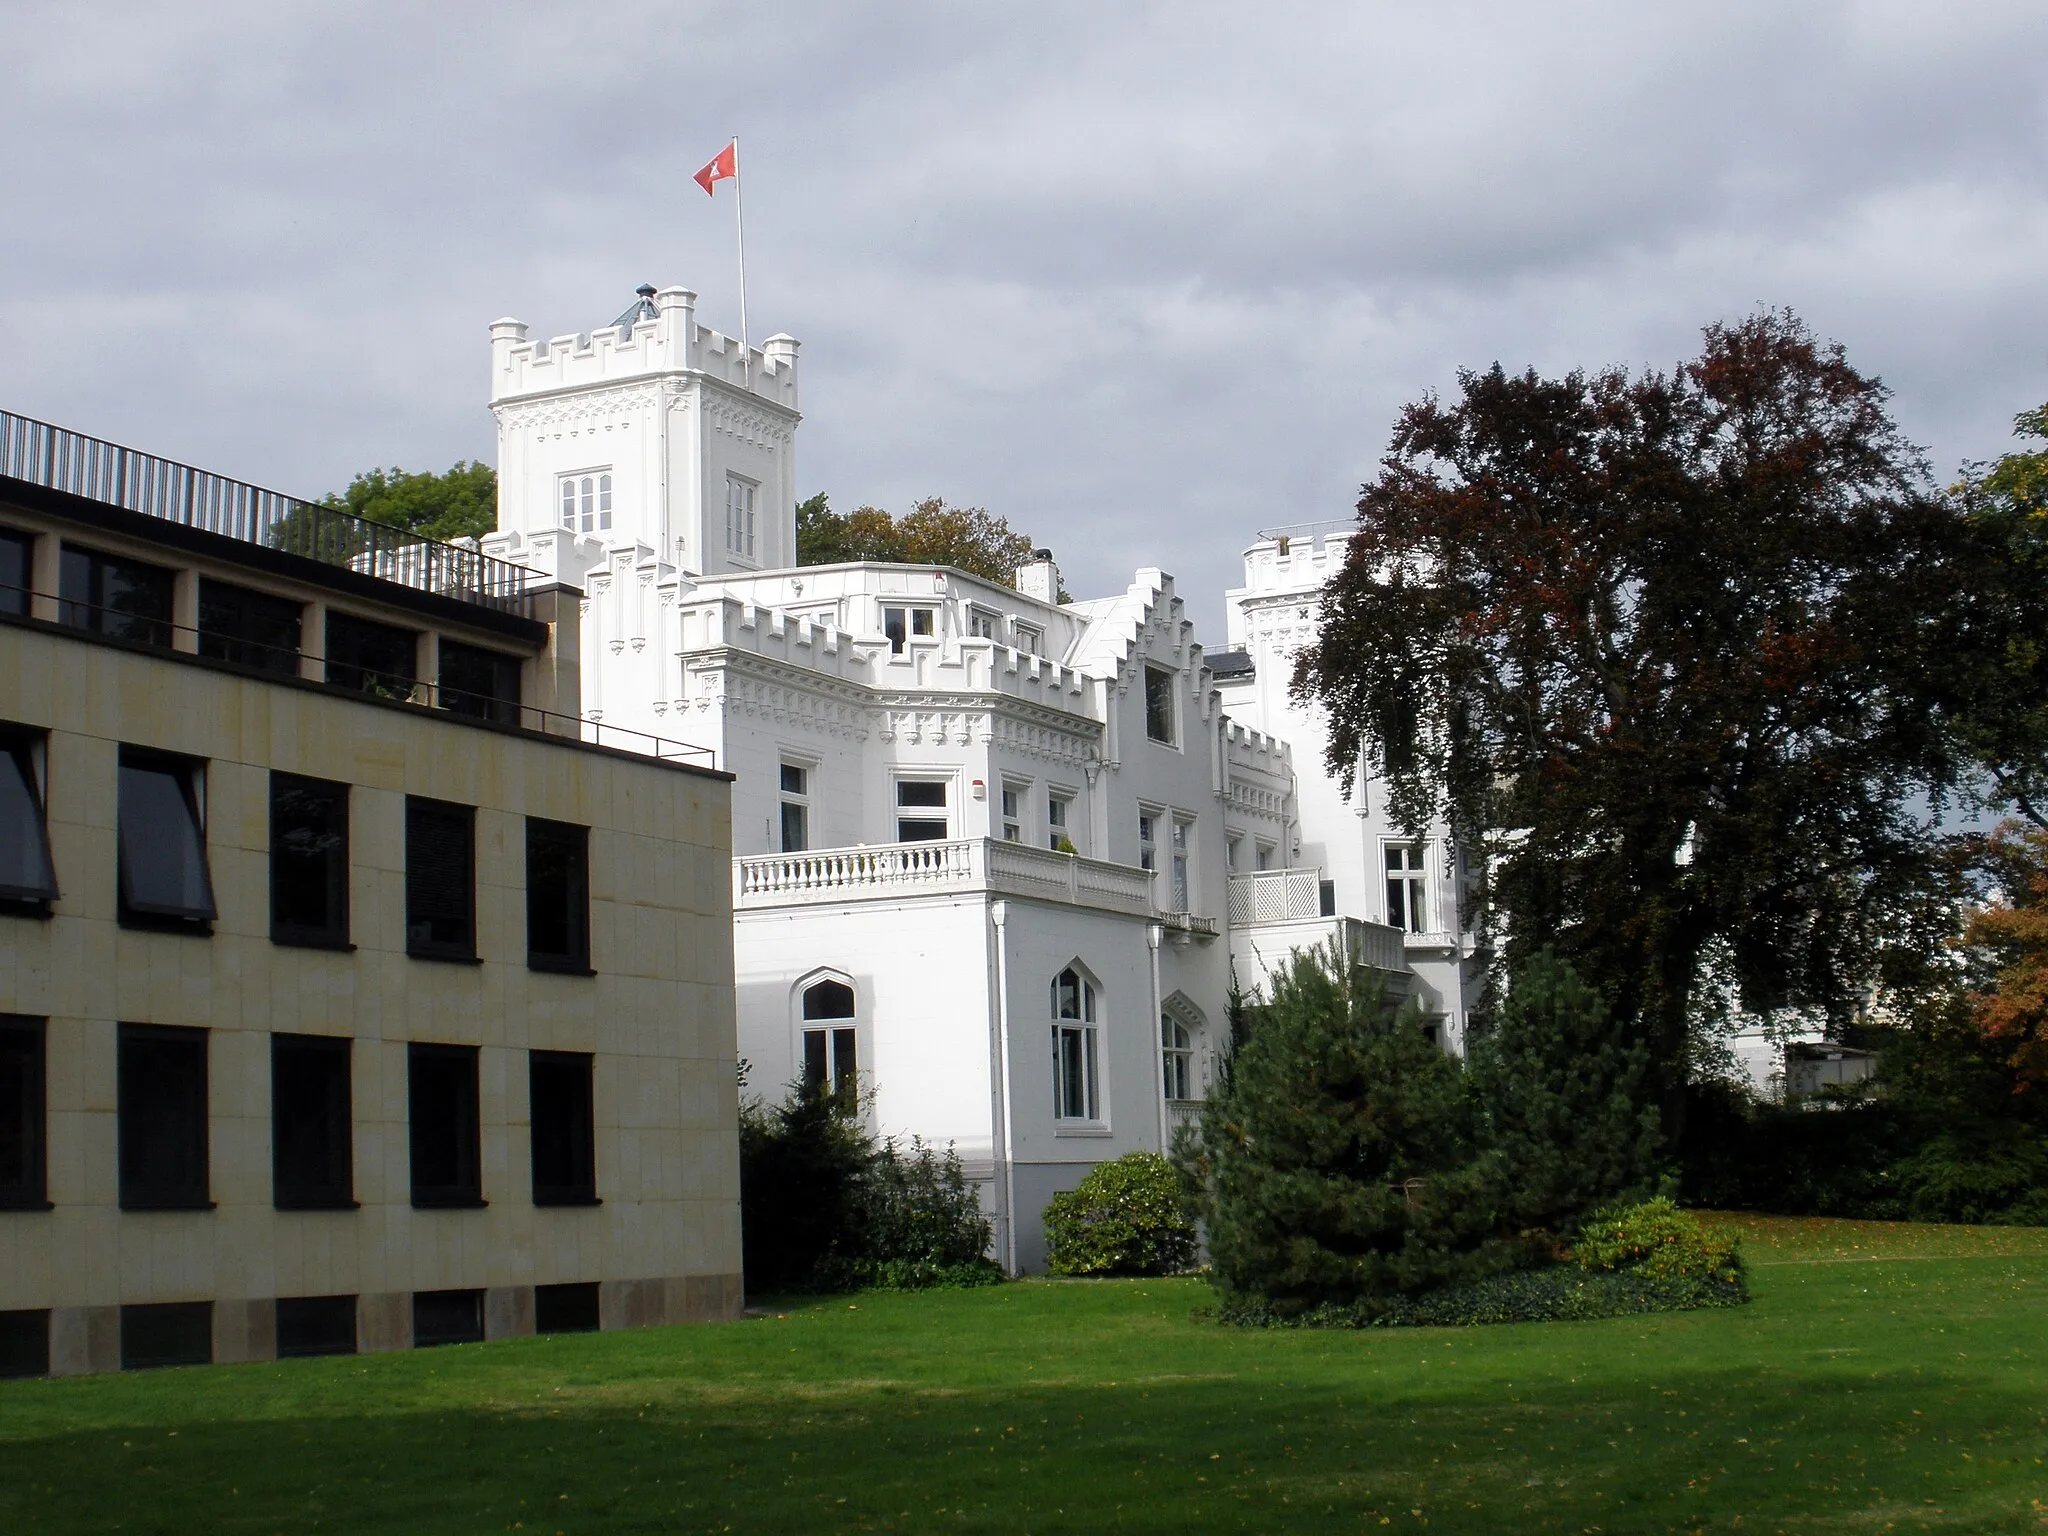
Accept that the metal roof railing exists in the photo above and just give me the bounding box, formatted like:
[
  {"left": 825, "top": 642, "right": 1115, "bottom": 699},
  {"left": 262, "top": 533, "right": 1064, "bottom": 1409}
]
[{"left": 0, "top": 408, "right": 534, "bottom": 615}]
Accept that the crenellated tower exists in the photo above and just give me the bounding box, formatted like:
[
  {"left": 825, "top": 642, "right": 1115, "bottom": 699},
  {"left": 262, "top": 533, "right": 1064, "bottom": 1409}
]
[{"left": 483, "top": 284, "right": 800, "bottom": 581}]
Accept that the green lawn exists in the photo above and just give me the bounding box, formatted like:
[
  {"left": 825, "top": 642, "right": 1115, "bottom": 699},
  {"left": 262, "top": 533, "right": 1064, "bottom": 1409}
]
[{"left": 3, "top": 1217, "right": 2046, "bottom": 1534}]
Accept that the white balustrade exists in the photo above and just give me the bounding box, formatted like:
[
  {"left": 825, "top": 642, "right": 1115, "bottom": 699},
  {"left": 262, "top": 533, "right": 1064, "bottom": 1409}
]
[{"left": 734, "top": 837, "right": 1157, "bottom": 918}]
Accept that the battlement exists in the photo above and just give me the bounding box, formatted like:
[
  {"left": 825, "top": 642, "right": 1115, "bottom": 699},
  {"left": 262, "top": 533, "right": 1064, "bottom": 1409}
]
[
  {"left": 489, "top": 285, "right": 799, "bottom": 414},
  {"left": 675, "top": 589, "right": 1097, "bottom": 718},
  {"left": 1224, "top": 718, "right": 1293, "bottom": 773},
  {"left": 1235, "top": 529, "right": 1354, "bottom": 596}
]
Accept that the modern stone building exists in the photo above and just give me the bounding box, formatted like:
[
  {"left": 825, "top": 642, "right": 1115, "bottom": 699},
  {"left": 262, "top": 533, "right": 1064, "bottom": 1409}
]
[{"left": 0, "top": 414, "right": 741, "bottom": 1377}]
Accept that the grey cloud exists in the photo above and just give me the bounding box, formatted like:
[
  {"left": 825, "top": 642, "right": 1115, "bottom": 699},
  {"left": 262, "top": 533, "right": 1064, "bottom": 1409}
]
[{"left": 2, "top": 0, "right": 2044, "bottom": 637}]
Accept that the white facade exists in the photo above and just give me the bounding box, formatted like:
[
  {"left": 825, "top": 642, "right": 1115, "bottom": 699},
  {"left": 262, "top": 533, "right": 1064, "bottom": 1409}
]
[
  {"left": 1218, "top": 529, "right": 1485, "bottom": 1049},
  {"left": 479, "top": 287, "right": 1472, "bottom": 1269}
]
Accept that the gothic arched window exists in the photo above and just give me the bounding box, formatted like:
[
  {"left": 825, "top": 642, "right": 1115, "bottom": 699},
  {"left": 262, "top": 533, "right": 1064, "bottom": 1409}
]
[
  {"left": 800, "top": 977, "right": 858, "bottom": 1107},
  {"left": 1162, "top": 1016, "right": 1194, "bottom": 1102},
  {"left": 1050, "top": 966, "right": 1099, "bottom": 1121}
]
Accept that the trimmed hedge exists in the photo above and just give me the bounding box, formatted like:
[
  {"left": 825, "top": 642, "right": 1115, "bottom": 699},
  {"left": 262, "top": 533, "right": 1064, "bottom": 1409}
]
[{"left": 1044, "top": 1153, "right": 1199, "bottom": 1276}]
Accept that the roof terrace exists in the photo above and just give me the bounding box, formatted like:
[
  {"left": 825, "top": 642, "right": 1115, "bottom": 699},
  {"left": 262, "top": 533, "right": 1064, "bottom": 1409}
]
[{"left": 0, "top": 409, "right": 533, "bottom": 616}]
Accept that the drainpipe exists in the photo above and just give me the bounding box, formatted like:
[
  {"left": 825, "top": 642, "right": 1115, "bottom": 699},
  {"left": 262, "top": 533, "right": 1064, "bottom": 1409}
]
[
  {"left": 990, "top": 900, "right": 1019, "bottom": 1275},
  {"left": 1149, "top": 920, "right": 1166, "bottom": 1153}
]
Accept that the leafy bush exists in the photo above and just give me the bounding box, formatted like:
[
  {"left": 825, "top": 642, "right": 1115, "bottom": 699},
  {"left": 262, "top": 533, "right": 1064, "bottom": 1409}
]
[
  {"left": 1043, "top": 1153, "right": 1199, "bottom": 1276},
  {"left": 1572, "top": 1197, "right": 1741, "bottom": 1283},
  {"left": 1189, "top": 945, "right": 1518, "bottom": 1316},
  {"left": 1678, "top": 999, "right": 2048, "bottom": 1227},
  {"left": 740, "top": 1085, "right": 1001, "bottom": 1295},
  {"left": 822, "top": 1137, "right": 1003, "bottom": 1291}
]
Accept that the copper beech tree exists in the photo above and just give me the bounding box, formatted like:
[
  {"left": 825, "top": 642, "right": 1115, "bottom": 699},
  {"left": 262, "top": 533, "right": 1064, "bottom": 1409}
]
[{"left": 1295, "top": 311, "right": 1982, "bottom": 1120}]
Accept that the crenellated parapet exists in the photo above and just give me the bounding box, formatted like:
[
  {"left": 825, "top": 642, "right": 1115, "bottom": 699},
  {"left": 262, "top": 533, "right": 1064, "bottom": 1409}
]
[
  {"left": 488, "top": 283, "right": 803, "bottom": 578},
  {"left": 489, "top": 287, "right": 798, "bottom": 414}
]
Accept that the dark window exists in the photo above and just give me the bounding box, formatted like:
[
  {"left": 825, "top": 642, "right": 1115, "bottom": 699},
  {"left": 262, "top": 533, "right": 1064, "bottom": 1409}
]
[
  {"left": 276, "top": 1295, "right": 357, "bottom": 1358},
  {"left": 1319, "top": 878, "right": 1337, "bottom": 917},
  {"left": 801, "top": 979, "right": 856, "bottom": 1021},
  {"left": 270, "top": 773, "right": 349, "bottom": 947},
  {"left": 526, "top": 819, "right": 589, "bottom": 973},
  {"left": 118, "top": 1024, "right": 209, "bottom": 1210},
  {"left": 534, "top": 1282, "right": 600, "bottom": 1334},
  {"left": 779, "top": 763, "right": 808, "bottom": 853},
  {"left": 895, "top": 780, "right": 948, "bottom": 842},
  {"left": 0, "top": 1018, "right": 48, "bottom": 1210},
  {"left": 529, "top": 1051, "right": 597, "bottom": 1206},
  {"left": 779, "top": 799, "right": 807, "bottom": 853},
  {"left": 325, "top": 610, "right": 417, "bottom": 698},
  {"left": 439, "top": 641, "right": 523, "bottom": 725},
  {"left": 800, "top": 980, "right": 859, "bottom": 1106},
  {"left": 0, "top": 529, "right": 30, "bottom": 616},
  {"left": 0, "top": 730, "right": 59, "bottom": 908},
  {"left": 801, "top": 1028, "right": 858, "bottom": 1107},
  {"left": 405, "top": 798, "right": 475, "bottom": 960},
  {"left": 0, "top": 1310, "right": 48, "bottom": 1378},
  {"left": 409, "top": 1043, "right": 482, "bottom": 1208},
  {"left": 117, "top": 750, "right": 216, "bottom": 928},
  {"left": 272, "top": 1034, "right": 354, "bottom": 1210},
  {"left": 197, "top": 578, "right": 302, "bottom": 676},
  {"left": 120, "top": 1301, "right": 212, "bottom": 1370},
  {"left": 412, "top": 1288, "right": 483, "bottom": 1347},
  {"left": 59, "top": 545, "right": 174, "bottom": 648},
  {"left": 1144, "top": 664, "right": 1175, "bottom": 744}
]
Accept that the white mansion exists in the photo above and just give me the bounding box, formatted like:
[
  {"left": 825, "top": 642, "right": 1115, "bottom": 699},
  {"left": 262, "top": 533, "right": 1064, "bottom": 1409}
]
[{"left": 479, "top": 284, "right": 1481, "bottom": 1269}]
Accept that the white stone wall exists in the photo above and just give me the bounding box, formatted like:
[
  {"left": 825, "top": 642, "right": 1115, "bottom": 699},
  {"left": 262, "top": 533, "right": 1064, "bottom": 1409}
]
[
  {"left": 489, "top": 286, "right": 799, "bottom": 580},
  {"left": 1222, "top": 532, "right": 1482, "bottom": 1044}
]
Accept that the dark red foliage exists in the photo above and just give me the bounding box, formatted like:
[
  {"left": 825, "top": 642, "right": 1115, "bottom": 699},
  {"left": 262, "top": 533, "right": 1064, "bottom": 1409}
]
[{"left": 1297, "top": 311, "right": 1980, "bottom": 1114}]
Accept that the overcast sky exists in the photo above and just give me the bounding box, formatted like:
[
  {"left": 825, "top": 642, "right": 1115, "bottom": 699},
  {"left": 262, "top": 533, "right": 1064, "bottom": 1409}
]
[{"left": 4, "top": 1, "right": 2045, "bottom": 638}]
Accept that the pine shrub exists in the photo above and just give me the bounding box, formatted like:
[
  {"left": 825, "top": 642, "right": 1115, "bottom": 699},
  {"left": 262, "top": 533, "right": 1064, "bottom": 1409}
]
[
  {"left": 1467, "top": 951, "right": 1665, "bottom": 1239},
  {"left": 1220, "top": 1198, "right": 1748, "bottom": 1328},
  {"left": 1193, "top": 945, "right": 1516, "bottom": 1316},
  {"left": 1043, "top": 1153, "right": 1199, "bottom": 1276}
]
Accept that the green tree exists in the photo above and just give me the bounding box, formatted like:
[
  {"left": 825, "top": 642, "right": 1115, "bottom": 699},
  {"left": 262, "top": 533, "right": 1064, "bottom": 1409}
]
[
  {"left": 1467, "top": 951, "right": 1664, "bottom": 1238},
  {"left": 1295, "top": 310, "right": 1979, "bottom": 1125},
  {"left": 1953, "top": 403, "right": 2048, "bottom": 829},
  {"left": 319, "top": 461, "right": 499, "bottom": 543},
  {"left": 795, "top": 493, "right": 1040, "bottom": 587},
  {"left": 1194, "top": 946, "right": 1509, "bottom": 1316}
]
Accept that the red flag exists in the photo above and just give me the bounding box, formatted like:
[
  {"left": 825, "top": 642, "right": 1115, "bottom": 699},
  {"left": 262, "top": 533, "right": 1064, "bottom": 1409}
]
[{"left": 693, "top": 140, "right": 737, "bottom": 195}]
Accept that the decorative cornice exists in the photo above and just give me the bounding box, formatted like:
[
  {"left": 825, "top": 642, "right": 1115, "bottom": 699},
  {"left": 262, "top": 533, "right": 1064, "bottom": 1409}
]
[{"left": 492, "top": 381, "right": 663, "bottom": 431}]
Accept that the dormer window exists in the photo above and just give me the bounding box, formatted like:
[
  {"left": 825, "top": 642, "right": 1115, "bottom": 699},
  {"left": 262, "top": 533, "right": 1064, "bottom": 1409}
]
[
  {"left": 558, "top": 472, "right": 612, "bottom": 535},
  {"left": 1015, "top": 623, "right": 1042, "bottom": 656},
  {"left": 725, "top": 475, "right": 758, "bottom": 560}
]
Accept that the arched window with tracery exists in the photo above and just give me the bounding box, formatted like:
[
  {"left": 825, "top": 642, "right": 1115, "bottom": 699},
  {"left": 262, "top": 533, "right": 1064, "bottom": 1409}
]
[
  {"left": 1161, "top": 1016, "right": 1194, "bottom": 1102},
  {"left": 1050, "top": 966, "right": 1100, "bottom": 1121},
  {"left": 800, "top": 977, "right": 858, "bottom": 1106}
]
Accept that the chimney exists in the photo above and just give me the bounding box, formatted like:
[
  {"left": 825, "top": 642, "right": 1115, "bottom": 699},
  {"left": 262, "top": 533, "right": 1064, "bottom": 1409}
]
[{"left": 1015, "top": 548, "right": 1059, "bottom": 602}]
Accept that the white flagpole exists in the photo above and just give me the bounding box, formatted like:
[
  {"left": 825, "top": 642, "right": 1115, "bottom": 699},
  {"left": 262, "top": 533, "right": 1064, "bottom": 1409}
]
[{"left": 731, "top": 136, "right": 750, "bottom": 385}]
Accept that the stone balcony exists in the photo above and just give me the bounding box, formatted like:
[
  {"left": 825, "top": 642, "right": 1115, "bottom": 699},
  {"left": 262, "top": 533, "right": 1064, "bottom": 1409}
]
[
  {"left": 1226, "top": 867, "right": 1409, "bottom": 978},
  {"left": 734, "top": 836, "right": 1167, "bottom": 920}
]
